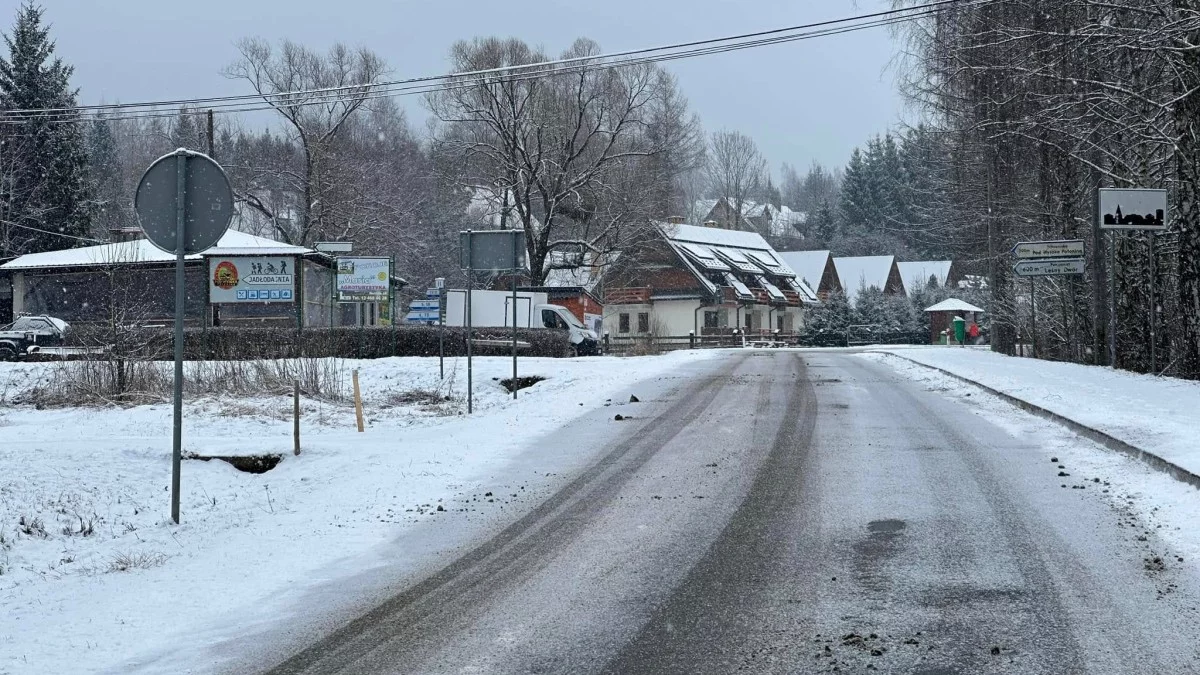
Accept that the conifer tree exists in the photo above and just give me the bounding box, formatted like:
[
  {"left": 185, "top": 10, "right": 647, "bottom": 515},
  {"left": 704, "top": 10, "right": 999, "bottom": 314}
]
[{"left": 0, "top": 2, "right": 90, "bottom": 254}]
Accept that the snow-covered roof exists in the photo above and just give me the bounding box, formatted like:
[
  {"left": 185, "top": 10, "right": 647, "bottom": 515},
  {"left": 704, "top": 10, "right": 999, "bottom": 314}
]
[
  {"left": 777, "top": 250, "right": 832, "bottom": 290},
  {"left": 665, "top": 223, "right": 773, "bottom": 250},
  {"left": 924, "top": 298, "right": 985, "bottom": 314},
  {"left": 659, "top": 221, "right": 819, "bottom": 305},
  {"left": 1, "top": 230, "right": 311, "bottom": 271},
  {"left": 898, "top": 261, "right": 953, "bottom": 295},
  {"left": 833, "top": 255, "right": 897, "bottom": 293}
]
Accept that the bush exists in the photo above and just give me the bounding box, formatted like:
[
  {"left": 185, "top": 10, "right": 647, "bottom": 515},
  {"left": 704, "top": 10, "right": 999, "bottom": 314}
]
[{"left": 65, "top": 324, "right": 573, "bottom": 361}]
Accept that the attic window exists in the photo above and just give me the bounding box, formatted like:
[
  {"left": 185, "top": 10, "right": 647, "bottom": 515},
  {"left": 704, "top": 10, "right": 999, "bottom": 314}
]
[
  {"left": 678, "top": 243, "right": 730, "bottom": 271},
  {"left": 713, "top": 248, "right": 763, "bottom": 274},
  {"left": 724, "top": 273, "right": 756, "bottom": 301},
  {"left": 747, "top": 251, "right": 785, "bottom": 273}
]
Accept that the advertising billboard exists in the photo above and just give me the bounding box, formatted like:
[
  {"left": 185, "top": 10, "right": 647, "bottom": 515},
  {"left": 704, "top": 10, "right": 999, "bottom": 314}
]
[
  {"left": 208, "top": 256, "right": 296, "bottom": 303},
  {"left": 336, "top": 257, "right": 391, "bottom": 302}
]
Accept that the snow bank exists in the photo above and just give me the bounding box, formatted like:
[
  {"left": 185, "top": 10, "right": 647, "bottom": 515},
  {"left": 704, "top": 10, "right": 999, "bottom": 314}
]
[
  {"left": 0, "top": 351, "right": 721, "bottom": 674},
  {"left": 867, "top": 347, "right": 1200, "bottom": 479}
]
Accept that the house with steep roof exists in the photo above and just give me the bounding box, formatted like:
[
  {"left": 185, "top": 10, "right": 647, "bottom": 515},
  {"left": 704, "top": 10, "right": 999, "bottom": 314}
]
[
  {"left": 602, "top": 221, "right": 818, "bottom": 340},
  {"left": 693, "top": 197, "right": 807, "bottom": 238},
  {"left": 832, "top": 255, "right": 905, "bottom": 303},
  {"left": 897, "top": 260, "right": 961, "bottom": 296},
  {"left": 777, "top": 250, "right": 842, "bottom": 299}
]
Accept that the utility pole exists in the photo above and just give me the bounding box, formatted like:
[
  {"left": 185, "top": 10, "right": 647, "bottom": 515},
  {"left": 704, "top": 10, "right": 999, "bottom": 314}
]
[{"left": 206, "top": 109, "right": 215, "bottom": 159}]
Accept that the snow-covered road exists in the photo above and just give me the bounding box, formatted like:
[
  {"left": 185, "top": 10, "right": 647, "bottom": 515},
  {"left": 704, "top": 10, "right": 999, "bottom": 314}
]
[
  {"left": 255, "top": 351, "right": 1200, "bottom": 674},
  {"left": 0, "top": 351, "right": 723, "bottom": 675}
]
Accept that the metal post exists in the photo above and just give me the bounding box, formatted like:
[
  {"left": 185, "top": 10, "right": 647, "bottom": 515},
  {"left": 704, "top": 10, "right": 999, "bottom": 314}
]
[
  {"left": 1149, "top": 232, "right": 1157, "bottom": 374},
  {"left": 1108, "top": 231, "right": 1118, "bottom": 368},
  {"left": 389, "top": 258, "right": 396, "bottom": 357},
  {"left": 511, "top": 236, "right": 518, "bottom": 400},
  {"left": 466, "top": 230, "right": 473, "bottom": 415},
  {"left": 438, "top": 285, "right": 445, "bottom": 379},
  {"left": 206, "top": 109, "right": 215, "bottom": 158},
  {"left": 1030, "top": 278, "right": 1037, "bottom": 359},
  {"left": 171, "top": 152, "right": 187, "bottom": 525}
]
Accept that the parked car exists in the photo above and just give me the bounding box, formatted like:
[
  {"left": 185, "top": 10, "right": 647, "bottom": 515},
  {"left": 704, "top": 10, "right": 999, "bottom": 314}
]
[{"left": 0, "top": 315, "right": 69, "bottom": 360}]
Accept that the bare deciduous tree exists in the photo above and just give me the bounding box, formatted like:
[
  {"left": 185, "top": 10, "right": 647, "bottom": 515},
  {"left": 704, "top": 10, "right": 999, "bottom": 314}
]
[
  {"left": 224, "top": 38, "right": 387, "bottom": 245},
  {"left": 427, "top": 37, "right": 678, "bottom": 285},
  {"left": 706, "top": 130, "right": 767, "bottom": 233}
]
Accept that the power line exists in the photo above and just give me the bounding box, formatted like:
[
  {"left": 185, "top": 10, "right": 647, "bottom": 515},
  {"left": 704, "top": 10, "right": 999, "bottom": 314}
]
[
  {"left": 0, "top": 0, "right": 993, "bottom": 125},
  {"left": 0, "top": 219, "right": 105, "bottom": 244}
]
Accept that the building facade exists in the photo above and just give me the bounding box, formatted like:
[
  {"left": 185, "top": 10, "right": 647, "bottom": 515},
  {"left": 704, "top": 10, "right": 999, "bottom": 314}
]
[{"left": 602, "top": 222, "right": 819, "bottom": 342}]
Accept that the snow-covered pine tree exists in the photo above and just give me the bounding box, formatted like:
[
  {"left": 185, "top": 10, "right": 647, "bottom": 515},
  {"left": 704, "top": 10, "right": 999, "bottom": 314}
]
[
  {"left": 804, "top": 290, "right": 852, "bottom": 337},
  {"left": 0, "top": 2, "right": 90, "bottom": 255}
]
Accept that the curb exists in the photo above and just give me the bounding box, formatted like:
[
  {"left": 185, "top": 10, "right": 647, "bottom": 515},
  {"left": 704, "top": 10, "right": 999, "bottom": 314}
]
[{"left": 879, "top": 352, "right": 1200, "bottom": 492}]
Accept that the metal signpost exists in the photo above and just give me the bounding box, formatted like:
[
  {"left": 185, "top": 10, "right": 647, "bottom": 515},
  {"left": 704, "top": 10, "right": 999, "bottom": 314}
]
[
  {"left": 435, "top": 277, "right": 446, "bottom": 379},
  {"left": 1012, "top": 240, "right": 1087, "bottom": 360},
  {"left": 135, "top": 149, "right": 233, "bottom": 524},
  {"left": 1098, "top": 188, "right": 1168, "bottom": 372},
  {"left": 459, "top": 230, "right": 527, "bottom": 412}
]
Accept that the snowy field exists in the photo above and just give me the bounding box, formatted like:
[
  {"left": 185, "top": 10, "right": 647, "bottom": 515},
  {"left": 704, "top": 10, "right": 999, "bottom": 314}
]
[
  {"left": 0, "top": 351, "right": 722, "bottom": 675},
  {"left": 868, "top": 346, "right": 1200, "bottom": 478}
]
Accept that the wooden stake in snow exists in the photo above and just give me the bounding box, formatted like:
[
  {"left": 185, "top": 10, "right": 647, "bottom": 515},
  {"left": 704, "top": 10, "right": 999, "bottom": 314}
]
[
  {"left": 352, "top": 369, "right": 365, "bottom": 432},
  {"left": 293, "top": 380, "right": 301, "bottom": 455}
]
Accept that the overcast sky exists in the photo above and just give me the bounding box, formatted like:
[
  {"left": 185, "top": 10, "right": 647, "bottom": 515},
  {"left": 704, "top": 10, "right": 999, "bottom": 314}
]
[{"left": 27, "top": 0, "right": 905, "bottom": 175}]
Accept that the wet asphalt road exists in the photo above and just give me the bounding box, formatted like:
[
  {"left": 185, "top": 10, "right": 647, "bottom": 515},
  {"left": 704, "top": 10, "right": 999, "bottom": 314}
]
[{"left": 261, "top": 351, "right": 1200, "bottom": 674}]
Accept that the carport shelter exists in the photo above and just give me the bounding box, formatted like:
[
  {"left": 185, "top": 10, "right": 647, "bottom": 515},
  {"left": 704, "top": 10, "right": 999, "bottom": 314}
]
[
  {"left": 0, "top": 231, "right": 341, "bottom": 328},
  {"left": 923, "top": 298, "right": 985, "bottom": 344}
]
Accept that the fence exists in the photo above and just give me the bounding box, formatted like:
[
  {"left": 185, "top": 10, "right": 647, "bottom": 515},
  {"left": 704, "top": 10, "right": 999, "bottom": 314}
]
[{"left": 603, "top": 328, "right": 927, "bottom": 354}]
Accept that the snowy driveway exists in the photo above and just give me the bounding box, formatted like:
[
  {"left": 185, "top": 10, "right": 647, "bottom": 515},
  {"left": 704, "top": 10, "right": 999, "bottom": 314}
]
[{"left": 254, "top": 351, "right": 1200, "bottom": 674}]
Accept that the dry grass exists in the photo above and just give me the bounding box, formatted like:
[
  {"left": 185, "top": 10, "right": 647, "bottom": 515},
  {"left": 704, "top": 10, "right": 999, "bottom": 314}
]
[
  {"left": 25, "top": 357, "right": 347, "bottom": 408},
  {"left": 107, "top": 551, "right": 168, "bottom": 573}
]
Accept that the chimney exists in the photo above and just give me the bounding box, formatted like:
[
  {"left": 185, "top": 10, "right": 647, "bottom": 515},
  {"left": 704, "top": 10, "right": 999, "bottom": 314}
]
[{"left": 666, "top": 215, "right": 685, "bottom": 225}]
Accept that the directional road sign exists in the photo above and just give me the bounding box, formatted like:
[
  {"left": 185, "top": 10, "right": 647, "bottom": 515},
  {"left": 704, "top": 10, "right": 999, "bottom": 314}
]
[
  {"left": 1013, "top": 258, "right": 1086, "bottom": 277},
  {"left": 1012, "top": 239, "right": 1085, "bottom": 260}
]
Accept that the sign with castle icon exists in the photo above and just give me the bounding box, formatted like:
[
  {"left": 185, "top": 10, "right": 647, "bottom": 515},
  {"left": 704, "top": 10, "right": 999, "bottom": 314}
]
[{"left": 1099, "top": 188, "right": 1168, "bottom": 231}]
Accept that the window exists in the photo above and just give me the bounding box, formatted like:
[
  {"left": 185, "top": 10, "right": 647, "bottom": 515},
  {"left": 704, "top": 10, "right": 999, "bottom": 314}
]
[
  {"left": 744, "top": 313, "right": 754, "bottom": 330},
  {"left": 637, "top": 312, "right": 650, "bottom": 333},
  {"left": 704, "top": 311, "right": 721, "bottom": 329},
  {"left": 619, "top": 313, "right": 630, "bottom": 334},
  {"left": 777, "top": 315, "right": 785, "bottom": 331},
  {"left": 542, "top": 309, "right": 563, "bottom": 329}
]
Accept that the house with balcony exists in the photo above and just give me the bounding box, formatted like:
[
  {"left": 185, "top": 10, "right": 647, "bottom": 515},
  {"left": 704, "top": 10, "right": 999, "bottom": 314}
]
[{"left": 602, "top": 219, "right": 819, "bottom": 342}]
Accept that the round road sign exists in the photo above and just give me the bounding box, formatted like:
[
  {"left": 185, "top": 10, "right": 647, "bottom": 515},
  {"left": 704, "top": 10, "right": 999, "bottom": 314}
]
[{"left": 135, "top": 149, "right": 233, "bottom": 255}]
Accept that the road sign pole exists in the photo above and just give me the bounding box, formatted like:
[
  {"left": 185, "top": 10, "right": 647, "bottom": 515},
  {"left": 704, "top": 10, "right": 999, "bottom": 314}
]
[
  {"left": 389, "top": 258, "right": 396, "bottom": 357},
  {"left": 438, "top": 282, "right": 445, "bottom": 379},
  {"left": 1109, "top": 231, "right": 1118, "bottom": 369},
  {"left": 511, "top": 234, "right": 518, "bottom": 401},
  {"left": 1030, "top": 278, "right": 1037, "bottom": 359},
  {"left": 1149, "top": 232, "right": 1157, "bottom": 375},
  {"left": 466, "top": 230, "right": 473, "bottom": 415},
  {"left": 171, "top": 152, "right": 186, "bottom": 525}
]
